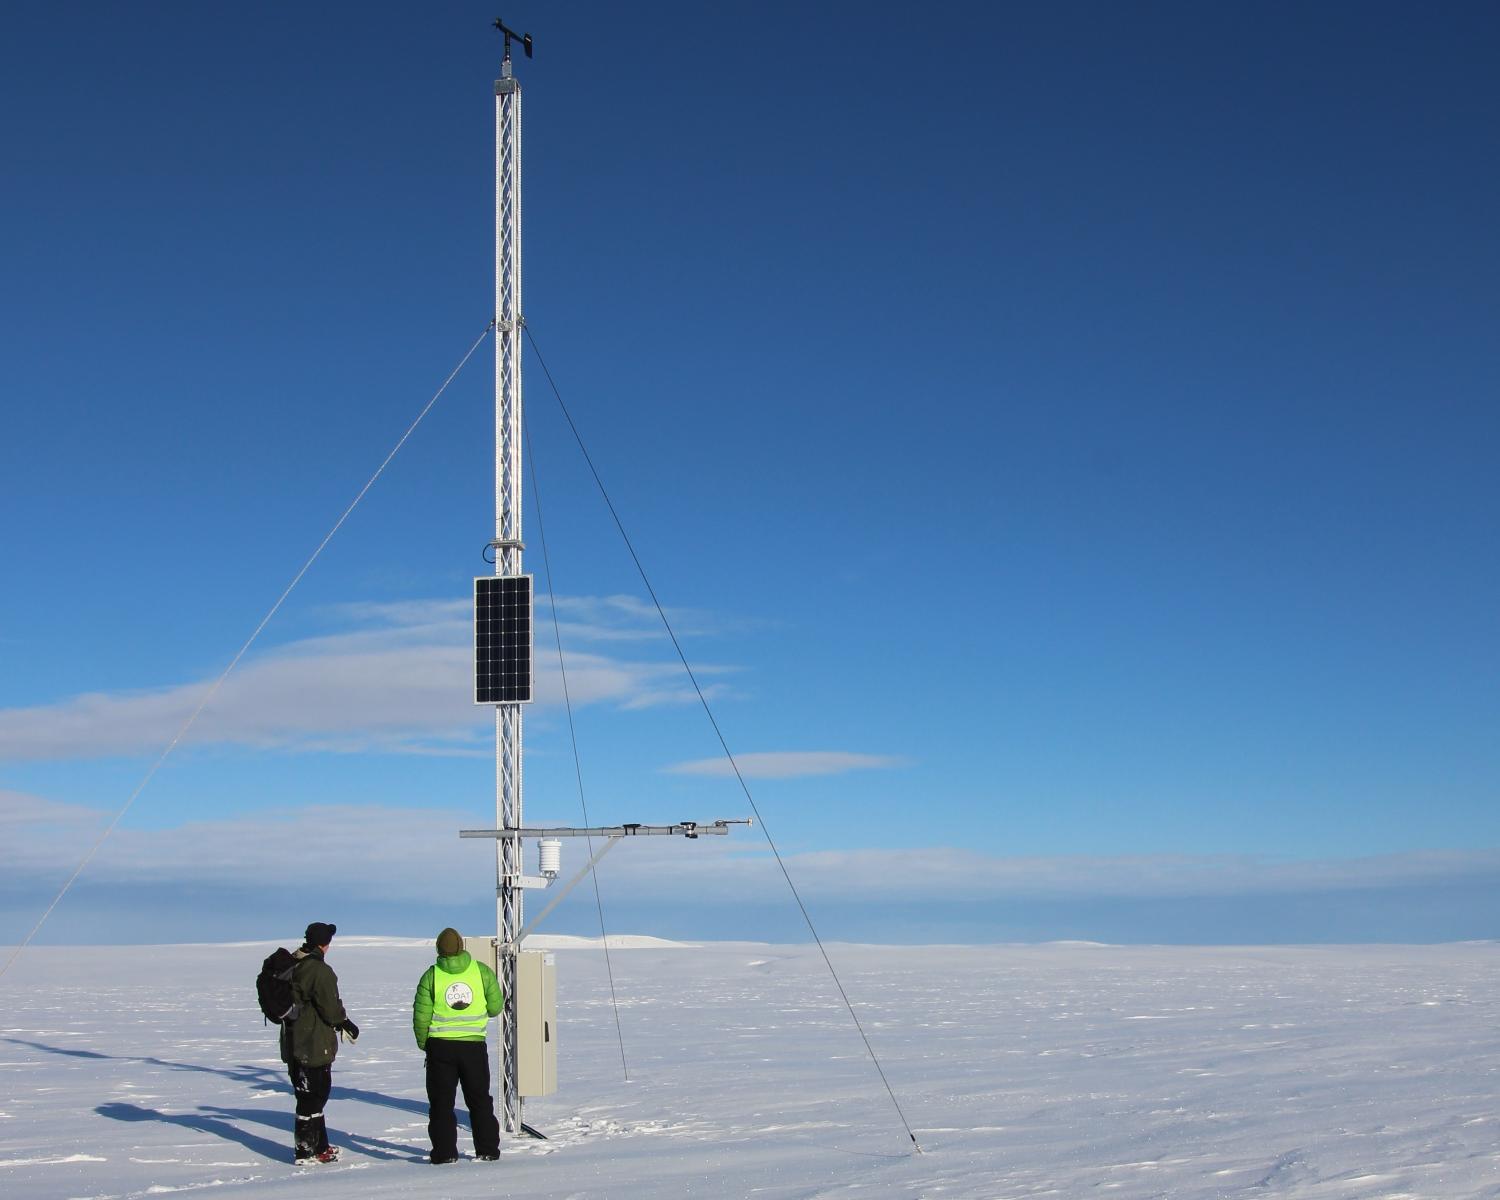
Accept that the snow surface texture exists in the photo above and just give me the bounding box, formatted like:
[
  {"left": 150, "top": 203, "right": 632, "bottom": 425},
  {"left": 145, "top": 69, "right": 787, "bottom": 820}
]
[{"left": 1, "top": 939, "right": 1498, "bottom": 1198}]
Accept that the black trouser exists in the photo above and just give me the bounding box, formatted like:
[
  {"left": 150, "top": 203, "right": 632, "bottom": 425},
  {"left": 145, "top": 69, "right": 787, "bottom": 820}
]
[
  {"left": 425, "top": 1038, "right": 500, "bottom": 1160},
  {"left": 289, "top": 1062, "right": 332, "bottom": 1158}
]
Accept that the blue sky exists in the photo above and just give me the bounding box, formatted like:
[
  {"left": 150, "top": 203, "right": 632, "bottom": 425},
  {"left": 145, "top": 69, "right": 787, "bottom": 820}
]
[{"left": 3, "top": 2, "right": 1499, "bottom": 945}]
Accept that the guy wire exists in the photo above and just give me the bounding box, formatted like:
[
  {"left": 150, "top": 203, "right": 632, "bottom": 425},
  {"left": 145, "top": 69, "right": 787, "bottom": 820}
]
[
  {"left": 0, "top": 320, "right": 495, "bottom": 981},
  {"left": 523, "top": 322, "right": 921, "bottom": 1154},
  {"left": 523, "top": 411, "right": 632, "bottom": 1082}
]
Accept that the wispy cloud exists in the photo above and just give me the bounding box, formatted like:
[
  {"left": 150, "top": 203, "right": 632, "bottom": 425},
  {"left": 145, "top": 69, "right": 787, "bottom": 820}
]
[
  {"left": 559, "top": 841, "right": 1500, "bottom": 907},
  {"left": 0, "top": 792, "right": 485, "bottom": 901},
  {"left": 0, "top": 596, "right": 731, "bottom": 762},
  {"left": 664, "top": 751, "right": 910, "bottom": 779},
  {"left": 0, "top": 789, "right": 112, "bottom": 875},
  {"left": 6, "top": 791, "right": 1497, "bottom": 910}
]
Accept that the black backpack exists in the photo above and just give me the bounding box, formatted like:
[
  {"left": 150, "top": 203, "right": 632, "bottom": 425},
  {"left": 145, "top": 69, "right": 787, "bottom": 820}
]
[{"left": 256, "top": 947, "right": 301, "bottom": 1024}]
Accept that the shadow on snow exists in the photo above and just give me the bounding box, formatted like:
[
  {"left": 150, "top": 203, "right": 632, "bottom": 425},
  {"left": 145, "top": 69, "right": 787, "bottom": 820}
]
[{"left": 7, "top": 1037, "right": 440, "bottom": 1164}]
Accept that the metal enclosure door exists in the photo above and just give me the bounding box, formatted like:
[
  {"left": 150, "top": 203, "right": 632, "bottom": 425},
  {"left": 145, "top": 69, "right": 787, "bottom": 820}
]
[{"left": 516, "top": 949, "right": 557, "bottom": 1096}]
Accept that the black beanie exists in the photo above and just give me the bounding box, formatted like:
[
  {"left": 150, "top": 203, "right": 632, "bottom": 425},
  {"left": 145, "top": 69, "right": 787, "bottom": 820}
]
[
  {"left": 436, "top": 927, "right": 463, "bottom": 957},
  {"left": 305, "top": 921, "right": 337, "bottom": 946}
]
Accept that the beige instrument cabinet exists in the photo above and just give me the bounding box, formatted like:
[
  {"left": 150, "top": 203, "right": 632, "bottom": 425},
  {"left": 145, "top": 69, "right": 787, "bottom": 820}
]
[
  {"left": 515, "top": 949, "right": 557, "bottom": 1096},
  {"left": 460, "top": 937, "right": 557, "bottom": 1097}
]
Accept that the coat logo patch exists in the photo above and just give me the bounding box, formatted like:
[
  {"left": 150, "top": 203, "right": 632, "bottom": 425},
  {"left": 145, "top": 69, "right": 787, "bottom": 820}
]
[{"left": 445, "top": 982, "right": 475, "bottom": 1010}]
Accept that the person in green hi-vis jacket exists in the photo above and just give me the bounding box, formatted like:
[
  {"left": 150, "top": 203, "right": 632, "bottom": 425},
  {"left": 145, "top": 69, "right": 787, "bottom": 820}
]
[{"left": 412, "top": 926, "right": 505, "bottom": 1164}]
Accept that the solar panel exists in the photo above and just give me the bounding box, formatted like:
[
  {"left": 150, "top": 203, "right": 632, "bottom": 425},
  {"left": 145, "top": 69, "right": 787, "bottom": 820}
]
[{"left": 474, "top": 575, "right": 533, "bottom": 704}]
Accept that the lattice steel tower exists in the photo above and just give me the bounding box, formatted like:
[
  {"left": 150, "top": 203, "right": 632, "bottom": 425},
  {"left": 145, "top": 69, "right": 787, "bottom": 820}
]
[
  {"left": 490, "top": 19, "right": 530, "bottom": 1137},
  {"left": 472, "top": 19, "right": 740, "bottom": 1142}
]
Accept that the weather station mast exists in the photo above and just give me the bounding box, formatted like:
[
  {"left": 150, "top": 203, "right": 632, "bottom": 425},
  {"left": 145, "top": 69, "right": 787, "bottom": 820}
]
[
  {"left": 469, "top": 20, "right": 749, "bottom": 1140},
  {"left": 484, "top": 16, "right": 532, "bottom": 1139}
]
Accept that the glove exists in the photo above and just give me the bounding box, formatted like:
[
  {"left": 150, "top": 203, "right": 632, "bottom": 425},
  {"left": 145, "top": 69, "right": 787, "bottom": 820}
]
[{"left": 339, "top": 1019, "right": 360, "bottom": 1042}]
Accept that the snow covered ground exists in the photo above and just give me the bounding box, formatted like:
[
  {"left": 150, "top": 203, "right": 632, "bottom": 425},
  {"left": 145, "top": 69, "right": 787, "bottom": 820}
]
[{"left": 2, "top": 938, "right": 1498, "bottom": 1198}]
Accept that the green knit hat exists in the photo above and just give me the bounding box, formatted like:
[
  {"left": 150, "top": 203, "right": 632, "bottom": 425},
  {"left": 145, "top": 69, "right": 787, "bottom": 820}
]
[{"left": 436, "top": 927, "right": 463, "bottom": 957}]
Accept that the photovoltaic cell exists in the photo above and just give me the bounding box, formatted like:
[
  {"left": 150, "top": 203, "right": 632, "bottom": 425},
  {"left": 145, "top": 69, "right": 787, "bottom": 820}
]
[{"left": 474, "top": 575, "right": 533, "bottom": 704}]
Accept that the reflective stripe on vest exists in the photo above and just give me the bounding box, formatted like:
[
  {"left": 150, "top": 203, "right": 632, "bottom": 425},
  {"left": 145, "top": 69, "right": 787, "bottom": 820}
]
[{"left": 429, "top": 959, "right": 488, "bottom": 1038}]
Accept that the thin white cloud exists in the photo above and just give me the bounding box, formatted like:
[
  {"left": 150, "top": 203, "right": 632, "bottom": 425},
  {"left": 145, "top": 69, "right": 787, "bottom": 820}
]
[
  {"left": 568, "top": 841, "right": 1500, "bottom": 904},
  {"left": 0, "top": 789, "right": 112, "bottom": 875},
  {"left": 543, "top": 594, "right": 751, "bottom": 641},
  {"left": 0, "top": 789, "right": 104, "bottom": 829},
  {"left": 0, "top": 595, "right": 732, "bottom": 762},
  {"left": 0, "top": 792, "right": 484, "bottom": 901},
  {"left": 6, "top": 791, "right": 1497, "bottom": 908},
  {"left": 664, "top": 751, "right": 910, "bottom": 779}
]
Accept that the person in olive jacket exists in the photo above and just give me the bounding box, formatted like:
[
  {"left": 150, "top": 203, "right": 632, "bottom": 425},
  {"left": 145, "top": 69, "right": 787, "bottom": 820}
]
[
  {"left": 412, "top": 927, "right": 504, "bottom": 1163},
  {"left": 280, "top": 921, "right": 359, "bottom": 1164}
]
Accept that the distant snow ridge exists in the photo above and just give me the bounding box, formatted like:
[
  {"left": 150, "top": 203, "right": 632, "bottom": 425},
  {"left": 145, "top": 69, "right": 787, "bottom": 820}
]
[
  {"left": 211, "top": 934, "right": 695, "bottom": 951},
  {"left": 527, "top": 934, "right": 698, "bottom": 950}
]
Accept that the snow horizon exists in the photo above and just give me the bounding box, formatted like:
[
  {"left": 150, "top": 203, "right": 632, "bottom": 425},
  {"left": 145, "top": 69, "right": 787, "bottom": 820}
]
[{"left": 2, "top": 939, "right": 1498, "bottom": 1198}]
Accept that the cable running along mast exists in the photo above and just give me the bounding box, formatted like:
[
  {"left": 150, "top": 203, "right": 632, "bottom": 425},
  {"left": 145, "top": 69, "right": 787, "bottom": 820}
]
[
  {"left": 478, "top": 20, "right": 751, "bottom": 1140},
  {"left": 477, "top": 22, "right": 911, "bottom": 1152}
]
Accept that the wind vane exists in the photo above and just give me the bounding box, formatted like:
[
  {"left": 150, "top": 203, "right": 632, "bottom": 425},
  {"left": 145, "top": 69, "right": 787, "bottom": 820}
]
[{"left": 493, "top": 18, "right": 533, "bottom": 66}]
